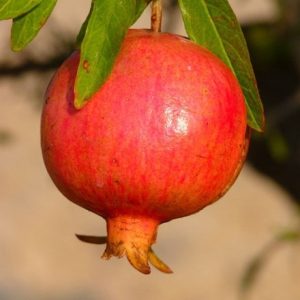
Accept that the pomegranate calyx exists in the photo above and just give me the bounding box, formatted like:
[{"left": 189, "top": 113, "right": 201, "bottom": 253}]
[
  {"left": 100, "top": 216, "right": 170, "bottom": 274},
  {"left": 75, "top": 234, "right": 107, "bottom": 244},
  {"left": 148, "top": 248, "right": 173, "bottom": 273},
  {"left": 75, "top": 233, "right": 172, "bottom": 273}
]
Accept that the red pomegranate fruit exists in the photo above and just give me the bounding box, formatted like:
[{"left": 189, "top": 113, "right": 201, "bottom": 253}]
[{"left": 41, "top": 29, "right": 249, "bottom": 274}]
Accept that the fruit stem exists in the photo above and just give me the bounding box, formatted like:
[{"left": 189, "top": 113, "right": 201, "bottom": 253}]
[{"left": 151, "top": 0, "right": 162, "bottom": 33}]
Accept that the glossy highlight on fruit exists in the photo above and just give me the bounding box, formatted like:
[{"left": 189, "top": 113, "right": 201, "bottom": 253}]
[{"left": 41, "top": 29, "right": 249, "bottom": 274}]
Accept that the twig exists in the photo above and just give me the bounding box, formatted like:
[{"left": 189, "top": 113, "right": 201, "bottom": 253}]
[{"left": 151, "top": 0, "right": 162, "bottom": 32}]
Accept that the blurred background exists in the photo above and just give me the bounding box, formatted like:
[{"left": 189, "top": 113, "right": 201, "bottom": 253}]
[{"left": 1, "top": 0, "right": 300, "bottom": 299}]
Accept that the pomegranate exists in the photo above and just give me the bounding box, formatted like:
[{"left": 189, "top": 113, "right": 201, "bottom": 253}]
[{"left": 41, "top": 29, "right": 249, "bottom": 274}]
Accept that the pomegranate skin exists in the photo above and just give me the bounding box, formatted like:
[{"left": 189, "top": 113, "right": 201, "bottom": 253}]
[{"left": 41, "top": 29, "right": 248, "bottom": 273}]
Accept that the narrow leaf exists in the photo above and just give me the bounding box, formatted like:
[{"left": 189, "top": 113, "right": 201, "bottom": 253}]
[
  {"left": 277, "top": 230, "right": 300, "bottom": 242},
  {"left": 0, "top": 0, "right": 41, "bottom": 20},
  {"left": 11, "top": 0, "right": 57, "bottom": 51},
  {"left": 75, "top": 234, "right": 107, "bottom": 244},
  {"left": 75, "top": 2, "right": 93, "bottom": 48},
  {"left": 241, "top": 228, "right": 300, "bottom": 293},
  {"left": 134, "top": 0, "right": 151, "bottom": 24},
  {"left": 241, "top": 255, "right": 264, "bottom": 292},
  {"left": 76, "top": 1, "right": 150, "bottom": 49},
  {"left": 74, "top": 0, "right": 137, "bottom": 108},
  {"left": 178, "top": 0, "right": 265, "bottom": 132}
]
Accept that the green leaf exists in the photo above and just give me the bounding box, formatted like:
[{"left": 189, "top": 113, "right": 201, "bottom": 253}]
[
  {"left": 11, "top": 0, "right": 57, "bottom": 51},
  {"left": 0, "top": 0, "right": 42, "bottom": 20},
  {"left": 134, "top": 0, "right": 151, "bottom": 24},
  {"left": 241, "top": 255, "right": 264, "bottom": 292},
  {"left": 76, "top": 0, "right": 150, "bottom": 49},
  {"left": 75, "top": 0, "right": 137, "bottom": 108},
  {"left": 75, "top": 2, "right": 93, "bottom": 48},
  {"left": 241, "top": 228, "right": 300, "bottom": 293},
  {"left": 277, "top": 230, "right": 300, "bottom": 242},
  {"left": 178, "top": 0, "right": 265, "bottom": 132}
]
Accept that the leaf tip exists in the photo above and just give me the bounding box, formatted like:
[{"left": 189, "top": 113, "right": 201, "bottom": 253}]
[
  {"left": 249, "top": 113, "right": 266, "bottom": 133},
  {"left": 11, "top": 46, "right": 23, "bottom": 52},
  {"left": 74, "top": 96, "right": 87, "bottom": 110},
  {"left": 10, "top": 40, "right": 23, "bottom": 52}
]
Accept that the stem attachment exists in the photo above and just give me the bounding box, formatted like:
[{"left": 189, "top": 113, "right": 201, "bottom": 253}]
[{"left": 151, "top": 0, "right": 162, "bottom": 32}]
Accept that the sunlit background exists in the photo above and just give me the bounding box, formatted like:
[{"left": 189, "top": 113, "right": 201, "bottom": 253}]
[{"left": 1, "top": 1, "right": 300, "bottom": 299}]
